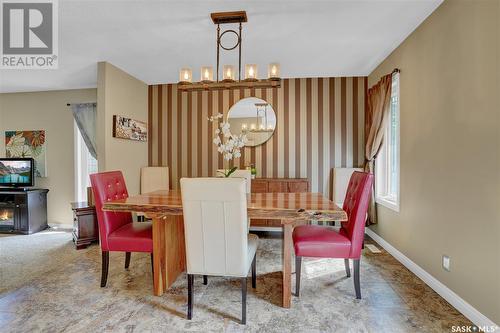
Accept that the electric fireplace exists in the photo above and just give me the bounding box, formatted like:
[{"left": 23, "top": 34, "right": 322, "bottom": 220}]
[{"left": 0, "top": 207, "right": 14, "bottom": 229}]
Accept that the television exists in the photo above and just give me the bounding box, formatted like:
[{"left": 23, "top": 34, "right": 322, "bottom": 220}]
[{"left": 0, "top": 158, "right": 35, "bottom": 187}]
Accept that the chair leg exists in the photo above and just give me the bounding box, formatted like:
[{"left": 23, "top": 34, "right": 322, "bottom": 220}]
[
  {"left": 251, "top": 255, "right": 256, "bottom": 289},
  {"left": 101, "top": 251, "right": 109, "bottom": 287},
  {"left": 344, "top": 258, "right": 351, "bottom": 277},
  {"left": 125, "top": 252, "right": 131, "bottom": 269},
  {"left": 241, "top": 277, "right": 247, "bottom": 325},
  {"left": 187, "top": 274, "right": 193, "bottom": 320},
  {"left": 150, "top": 253, "right": 154, "bottom": 274},
  {"left": 295, "top": 256, "right": 302, "bottom": 297},
  {"left": 203, "top": 275, "right": 208, "bottom": 285},
  {"left": 353, "top": 259, "right": 361, "bottom": 299}
]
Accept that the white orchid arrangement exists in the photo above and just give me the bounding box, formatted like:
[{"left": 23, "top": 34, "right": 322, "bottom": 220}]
[{"left": 208, "top": 113, "right": 248, "bottom": 177}]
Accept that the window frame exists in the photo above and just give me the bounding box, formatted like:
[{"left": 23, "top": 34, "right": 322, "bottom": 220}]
[
  {"left": 375, "top": 72, "right": 400, "bottom": 212},
  {"left": 74, "top": 122, "right": 98, "bottom": 202}
]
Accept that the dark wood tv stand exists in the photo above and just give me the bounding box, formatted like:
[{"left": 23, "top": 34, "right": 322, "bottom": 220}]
[{"left": 0, "top": 188, "right": 49, "bottom": 234}]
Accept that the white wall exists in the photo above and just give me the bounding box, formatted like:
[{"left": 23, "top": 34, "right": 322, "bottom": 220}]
[
  {"left": 97, "top": 62, "right": 148, "bottom": 195},
  {"left": 0, "top": 89, "right": 97, "bottom": 225}
]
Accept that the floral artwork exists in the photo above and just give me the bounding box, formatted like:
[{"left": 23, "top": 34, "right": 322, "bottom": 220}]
[
  {"left": 208, "top": 113, "right": 247, "bottom": 177},
  {"left": 5, "top": 130, "right": 47, "bottom": 177}
]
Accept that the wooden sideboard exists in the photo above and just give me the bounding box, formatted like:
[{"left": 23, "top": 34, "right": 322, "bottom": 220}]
[{"left": 250, "top": 178, "right": 310, "bottom": 228}]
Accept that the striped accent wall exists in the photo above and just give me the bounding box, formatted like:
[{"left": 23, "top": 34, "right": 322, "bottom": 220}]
[{"left": 148, "top": 77, "right": 367, "bottom": 197}]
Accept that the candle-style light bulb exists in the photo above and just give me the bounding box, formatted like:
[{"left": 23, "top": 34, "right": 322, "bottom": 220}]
[
  {"left": 179, "top": 68, "right": 192, "bottom": 83},
  {"left": 204, "top": 69, "right": 209, "bottom": 79},
  {"left": 267, "top": 63, "right": 280, "bottom": 80}
]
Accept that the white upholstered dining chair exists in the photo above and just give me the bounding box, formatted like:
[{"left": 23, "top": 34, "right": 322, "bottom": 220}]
[
  {"left": 216, "top": 169, "right": 251, "bottom": 193},
  {"left": 141, "top": 166, "right": 170, "bottom": 194},
  {"left": 138, "top": 167, "right": 170, "bottom": 221},
  {"left": 180, "top": 177, "right": 258, "bottom": 324}
]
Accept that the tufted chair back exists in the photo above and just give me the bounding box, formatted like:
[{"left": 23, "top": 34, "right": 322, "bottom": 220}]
[
  {"left": 90, "top": 171, "right": 133, "bottom": 251},
  {"left": 340, "top": 171, "right": 374, "bottom": 258}
]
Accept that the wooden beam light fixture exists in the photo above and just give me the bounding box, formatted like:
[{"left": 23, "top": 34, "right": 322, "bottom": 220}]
[{"left": 178, "top": 11, "right": 281, "bottom": 91}]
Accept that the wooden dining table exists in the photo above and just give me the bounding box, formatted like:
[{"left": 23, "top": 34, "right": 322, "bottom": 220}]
[{"left": 103, "top": 190, "right": 347, "bottom": 308}]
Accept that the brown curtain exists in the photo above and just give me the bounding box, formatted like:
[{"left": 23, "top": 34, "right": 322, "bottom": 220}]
[{"left": 364, "top": 74, "right": 393, "bottom": 225}]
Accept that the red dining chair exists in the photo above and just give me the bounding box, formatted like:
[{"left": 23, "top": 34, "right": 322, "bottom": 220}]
[
  {"left": 90, "top": 171, "right": 153, "bottom": 287},
  {"left": 293, "top": 171, "right": 373, "bottom": 299}
]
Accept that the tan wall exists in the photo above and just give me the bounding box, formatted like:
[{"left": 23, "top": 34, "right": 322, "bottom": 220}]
[
  {"left": 149, "top": 77, "right": 367, "bottom": 195},
  {"left": 368, "top": 0, "right": 499, "bottom": 324},
  {"left": 97, "top": 62, "right": 148, "bottom": 195},
  {"left": 0, "top": 89, "right": 97, "bottom": 225}
]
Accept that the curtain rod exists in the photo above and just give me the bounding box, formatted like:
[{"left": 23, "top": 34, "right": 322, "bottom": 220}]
[
  {"left": 66, "top": 102, "right": 97, "bottom": 106},
  {"left": 392, "top": 68, "right": 400, "bottom": 74}
]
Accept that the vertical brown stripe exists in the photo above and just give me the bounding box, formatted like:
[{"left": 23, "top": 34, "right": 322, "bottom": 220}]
[
  {"left": 148, "top": 85, "right": 153, "bottom": 166},
  {"left": 239, "top": 88, "right": 246, "bottom": 169},
  {"left": 272, "top": 86, "right": 279, "bottom": 178},
  {"left": 157, "top": 85, "right": 163, "bottom": 166},
  {"left": 197, "top": 91, "right": 203, "bottom": 177},
  {"left": 329, "top": 78, "right": 335, "bottom": 168},
  {"left": 207, "top": 91, "right": 213, "bottom": 177},
  {"left": 250, "top": 87, "right": 256, "bottom": 167},
  {"left": 218, "top": 91, "right": 223, "bottom": 169},
  {"left": 261, "top": 89, "right": 267, "bottom": 177},
  {"left": 341, "top": 77, "right": 347, "bottom": 167},
  {"left": 187, "top": 91, "right": 192, "bottom": 177},
  {"left": 353, "top": 78, "right": 358, "bottom": 167},
  {"left": 364, "top": 76, "right": 368, "bottom": 159},
  {"left": 306, "top": 78, "right": 312, "bottom": 184},
  {"left": 177, "top": 89, "right": 182, "bottom": 181},
  {"left": 318, "top": 78, "right": 324, "bottom": 193},
  {"left": 295, "top": 78, "right": 301, "bottom": 178},
  {"left": 167, "top": 85, "right": 173, "bottom": 187},
  {"left": 229, "top": 89, "right": 235, "bottom": 169},
  {"left": 283, "top": 79, "right": 289, "bottom": 178}
]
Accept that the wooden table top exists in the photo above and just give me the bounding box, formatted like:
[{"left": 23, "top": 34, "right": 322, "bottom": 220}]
[{"left": 103, "top": 190, "right": 347, "bottom": 222}]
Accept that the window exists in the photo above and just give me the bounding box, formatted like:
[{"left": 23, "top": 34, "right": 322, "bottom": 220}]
[
  {"left": 74, "top": 122, "right": 98, "bottom": 202},
  {"left": 375, "top": 72, "right": 400, "bottom": 212}
]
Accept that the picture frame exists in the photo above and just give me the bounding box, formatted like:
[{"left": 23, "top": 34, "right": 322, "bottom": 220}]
[{"left": 112, "top": 115, "right": 148, "bottom": 142}]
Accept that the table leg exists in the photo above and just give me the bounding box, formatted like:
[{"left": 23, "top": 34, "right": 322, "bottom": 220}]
[
  {"left": 163, "top": 215, "right": 186, "bottom": 288},
  {"left": 152, "top": 216, "right": 165, "bottom": 296},
  {"left": 282, "top": 222, "right": 293, "bottom": 308}
]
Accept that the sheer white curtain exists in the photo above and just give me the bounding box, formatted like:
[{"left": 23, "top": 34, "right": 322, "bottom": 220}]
[{"left": 71, "top": 103, "right": 97, "bottom": 159}]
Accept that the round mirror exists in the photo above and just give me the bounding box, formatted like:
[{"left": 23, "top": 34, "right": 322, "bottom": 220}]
[{"left": 227, "top": 97, "right": 277, "bottom": 147}]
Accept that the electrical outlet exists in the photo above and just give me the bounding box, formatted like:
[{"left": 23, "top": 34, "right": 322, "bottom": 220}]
[{"left": 442, "top": 255, "right": 451, "bottom": 272}]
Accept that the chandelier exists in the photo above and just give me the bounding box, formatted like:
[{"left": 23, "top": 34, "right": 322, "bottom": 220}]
[{"left": 178, "top": 11, "right": 281, "bottom": 91}]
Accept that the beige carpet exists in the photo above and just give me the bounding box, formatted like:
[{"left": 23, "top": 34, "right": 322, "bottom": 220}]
[{"left": 0, "top": 229, "right": 471, "bottom": 332}]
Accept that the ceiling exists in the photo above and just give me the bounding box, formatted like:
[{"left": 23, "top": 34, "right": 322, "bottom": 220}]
[{"left": 0, "top": 0, "right": 443, "bottom": 93}]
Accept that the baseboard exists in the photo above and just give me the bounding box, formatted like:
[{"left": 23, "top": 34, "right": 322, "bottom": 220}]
[{"left": 365, "top": 228, "right": 498, "bottom": 329}]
